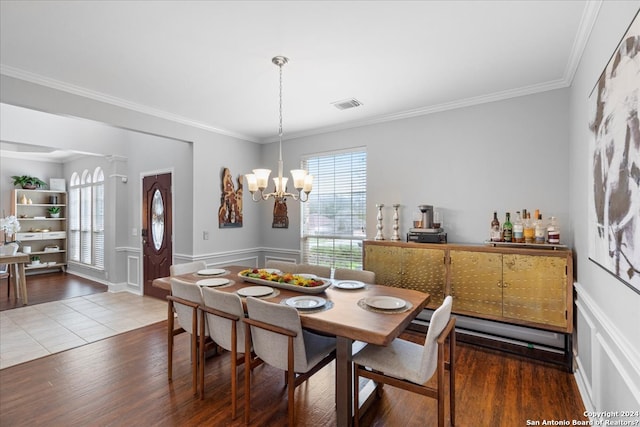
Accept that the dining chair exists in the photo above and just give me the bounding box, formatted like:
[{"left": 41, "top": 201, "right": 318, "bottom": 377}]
[
  {"left": 199, "top": 288, "right": 261, "bottom": 418},
  {"left": 352, "top": 295, "right": 456, "bottom": 427},
  {"left": 333, "top": 267, "right": 376, "bottom": 283},
  {"left": 243, "top": 297, "right": 337, "bottom": 426},
  {"left": 0, "top": 243, "right": 19, "bottom": 297},
  {"left": 296, "top": 263, "right": 332, "bottom": 278},
  {"left": 264, "top": 260, "right": 299, "bottom": 274},
  {"left": 169, "top": 260, "right": 207, "bottom": 276},
  {"left": 167, "top": 278, "right": 209, "bottom": 394}
]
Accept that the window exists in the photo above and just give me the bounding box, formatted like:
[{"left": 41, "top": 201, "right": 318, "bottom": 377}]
[
  {"left": 68, "top": 167, "right": 105, "bottom": 269},
  {"left": 301, "top": 148, "right": 367, "bottom": 269}
]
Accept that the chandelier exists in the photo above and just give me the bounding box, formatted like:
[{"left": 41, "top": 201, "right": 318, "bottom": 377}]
[{"left": 245, "top": 56, "right": 313, "bottom": 202}]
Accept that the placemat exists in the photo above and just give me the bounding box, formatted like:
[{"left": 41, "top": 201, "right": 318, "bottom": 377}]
[
  {"left": 237, "top": 288, "right": 280, "bottom": 299},
  {"left": 357, "top": 298, "right": 413, "bottom": 314},
  {"left": 279, "top": 298, "right": 334, "bottom": 314},
  {"left": 197, "top": 279, "right": 235, "bottom": 289},
  {"left": 192, "top": 269, "right": 231, "bottom": 278}
]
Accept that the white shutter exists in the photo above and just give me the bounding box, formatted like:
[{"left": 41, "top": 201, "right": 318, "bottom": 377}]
[
  {"left": 68, "top": 186, "right": 80, "bottom": 262},
  {"left": 81, "top": 185, "right": 92, "bottom": 264},
  {"left": 93, "top": 181, "right": 105, "bottom": 269},
  {"left": 302, "top": 148, "right": 367, "bottom": 269}
]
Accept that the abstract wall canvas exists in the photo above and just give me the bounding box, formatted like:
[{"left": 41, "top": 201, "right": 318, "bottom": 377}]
[{"left": 588, "top": 11, "right": 640, "bottom": 294}]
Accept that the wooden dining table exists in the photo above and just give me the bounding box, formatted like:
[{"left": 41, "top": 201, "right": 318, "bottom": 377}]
[
  {"left": 153, "top": 265, "right": 430, "bottom": 427},
  {"left": 0, "top": 252, "right": 30, "bottom": 305}
]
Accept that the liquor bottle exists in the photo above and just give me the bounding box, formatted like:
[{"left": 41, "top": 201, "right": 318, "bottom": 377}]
[
  {"left": 534, "top": 213, "right": 545, "bottom": 244},
  {"left": 513, "top": 211, "right": 524, "bottom": 243},
  {"left": 524, "top": 212, "right": 535, "bottom": 243},
  {"left": 490, "top": 212, "right": 501, "bottom": 242},
  {"left": 503, "top": 212, "right": 513, "bottom": 242},
  {"left": 547, "top": 216, "right": 560, "bottom": 244}
]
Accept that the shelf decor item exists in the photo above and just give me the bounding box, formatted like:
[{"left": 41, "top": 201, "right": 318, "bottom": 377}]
[
  {"left": 375, "top": 204, "right": 385, "bottom": 240},
  {"left": 1, "top": 214, "right": 21, "bottom": 244},
  {"left": 11, "top": 175, "right": 48, "bottom": 190},
  {"left": 47, "top": 206, "right": 61, "bottom": 218}
]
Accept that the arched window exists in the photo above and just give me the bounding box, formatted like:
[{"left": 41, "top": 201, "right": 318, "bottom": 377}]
[{"left": 68, "top": 167, "right": 105, "bottom": 269}]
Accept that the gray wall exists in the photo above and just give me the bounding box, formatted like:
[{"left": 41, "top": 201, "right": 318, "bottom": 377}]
[{"left": 568, "top": 1, "right": 640, "bottom": 416}]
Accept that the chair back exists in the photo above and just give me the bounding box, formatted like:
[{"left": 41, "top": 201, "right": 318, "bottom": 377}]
[
  {"left": 297, "top": 263, "right": 331, "bottom": 279},
  {"left": 0, "top": 243, "right": 19, "bottom": 274},
  {"left": 245, "top": 297, "right": 309, "bottom": 372},
  {"left": 417, "top": 295, "right": 453, "bottom": 384},
  {"left": 265, "top": 260, "right": 299, "bottom": 274},
  {"left": 170, "top": 278, "right": 205, "bottom": 335},
  {"left": 201, "top": 287, "right": 246, "bottom": 353},
  {"left": 333, "top": 268, "right": 375, "bottom": 283},
  {"left": 170, "top": 261, "right": 207, "bottom": 276}
]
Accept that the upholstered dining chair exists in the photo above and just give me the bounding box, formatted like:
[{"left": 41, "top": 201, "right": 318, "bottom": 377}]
[
  {"left": 333, "top": 268, "right": 376, "bottom": 283},
  {"left": 167, "top": 278, "right": 209, "bottom": 395},
  {"left": 169, "top": 260, "right": 207, "bottom": 276},
  {"left": 352, "top": 295, "right": 456, "bottom": 427},
  {"left": 296, "top": 263, "right": 332, "bottom": 278},
  {"left": 264, "top": 260, "right": 299, "bottom": 274},
  {"left": 243, "top": 297, "right": 337, "bottom": 426},
  {"left": 199, "top": 288, "right": 261, "bottom": 418}
]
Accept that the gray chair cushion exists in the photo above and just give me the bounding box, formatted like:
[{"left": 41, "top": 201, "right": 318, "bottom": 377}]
[
  {"left": 246, "top": 297, "right": 335, "bottom": 373},
  {"left": 265, "top": 260, "right": 299, "bottom": 274},
  {"left": 170, "top": 261, "right": 207, "bottom": 276},
  {"left": 170, "top": 278, "right": 206, "bottom": 336},
  {"left": 333, "top": 268, "right": 375, "bottom": 283},
  {"left": 201, "top": 287, "right": 246, "bottom": 353},
  {"left": 297, "top": 264, "right": 331, "bottom": 279}
]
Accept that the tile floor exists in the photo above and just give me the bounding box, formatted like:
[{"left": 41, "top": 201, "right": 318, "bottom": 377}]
[{"left": 0, "top": 292, "right": 167, "bottom": 369}]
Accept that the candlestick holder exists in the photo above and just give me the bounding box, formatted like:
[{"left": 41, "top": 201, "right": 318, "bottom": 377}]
[
  {"left": 375, "top": 204, "right": 385, "bottom": 240},
  {"left": 391, "top": 204, "right": 401, "bottom": 241}
]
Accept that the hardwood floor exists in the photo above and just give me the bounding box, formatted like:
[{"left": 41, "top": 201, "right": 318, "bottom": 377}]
[
  {"left": 0, "top": 319, "right": 588, "bottom": 426},
  {"left": 0, "top": 271, "right": 108, "bottom": 311}
]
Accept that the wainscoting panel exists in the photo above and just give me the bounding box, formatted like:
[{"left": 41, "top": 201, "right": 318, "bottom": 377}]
[
  {"left": 574, "top": 282, "right": 640, "bottom": 416},
  {"left": 127, "top": 255, "right": 140, "bottom": 289}
]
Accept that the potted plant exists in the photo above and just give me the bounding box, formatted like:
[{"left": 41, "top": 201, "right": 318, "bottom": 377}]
[
  {"left": 31, "top": 256, "right": 41, "bottom": 265},
  {"left": 11, "top": 175, "right": 48, "bottom": 190},
  {"left": 47, "top": 206, "right": 61, "bottom": 218}
]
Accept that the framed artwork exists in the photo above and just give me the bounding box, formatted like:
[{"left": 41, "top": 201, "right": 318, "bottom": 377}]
[
  {"left": 218, "top": 167, "right": 243, "bottom": 228},
  {"left": 588, "top": 11, "right": 640, "bottom": 294},
  {"left": 49, "top": 178, "right": 66, "bottom": 191}
]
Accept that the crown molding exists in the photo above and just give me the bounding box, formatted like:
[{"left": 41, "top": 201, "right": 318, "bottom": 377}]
[
  {"left": 0, "top": 65, "right": 260, "bottom": 143},
  {"left": 562, "top": 0, "right": 602, "bottom": 86}
]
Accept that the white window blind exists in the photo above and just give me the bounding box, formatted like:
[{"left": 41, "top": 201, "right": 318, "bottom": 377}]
[
  {"left": 301, "top": 148, "right": 367, "bottom": 269},
  {"left": 68, "top": 168, "right": 105, "bottom": 270}
]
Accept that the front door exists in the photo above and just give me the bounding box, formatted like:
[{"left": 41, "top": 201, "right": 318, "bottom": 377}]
[{"left": 142, "top": 173, "right": 172, "bottom": 299}]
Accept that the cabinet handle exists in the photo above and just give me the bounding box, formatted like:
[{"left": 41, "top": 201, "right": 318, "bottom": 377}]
[
  {"left": 503, "top": 282, "right": 509, "bottom": 288},
  {"left": 497, "top": 281, "right": 502, "bottom": 288}
]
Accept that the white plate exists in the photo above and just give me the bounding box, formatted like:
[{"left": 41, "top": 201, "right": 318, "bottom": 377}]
[
  {"left": 237, "top": 286, "right": 274, "bottom": 297},
  {"left": 197, "top": 268, "right": 226, "bottom": 276},
  {"left": 285, "top": 296, "right": 326, "bottom": 309},
  {"left": 297, "top": 273, "right": 317, "bottom": 279},
  {"left": 364, "top": 296, "right": 406, "bottom": 310},
  {"left": 334, "top": 280, "right": 366, "bottom": 290},
  {"left": 262, "top": 268, "right": 281, "bottom": 274},
  {"left": 197, "top": 278, "right": 230, "bottom": 287}
]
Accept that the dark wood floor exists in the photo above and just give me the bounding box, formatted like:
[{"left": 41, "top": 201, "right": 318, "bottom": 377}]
[
  {"left": 0, "top": 319, "right": 587, "bottom": 426},
  {"left": 0, "top": 271, "right": 108, "bottom": 311}
]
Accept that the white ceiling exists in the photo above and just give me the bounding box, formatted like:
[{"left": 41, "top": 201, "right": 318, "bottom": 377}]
[{"left": 0, "top": 1, "right": 599, "bottom": 143}]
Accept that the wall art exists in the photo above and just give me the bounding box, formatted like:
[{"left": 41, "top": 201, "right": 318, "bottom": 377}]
[{"left": 218, "top": 167, "right": 243, "bottom": 228}]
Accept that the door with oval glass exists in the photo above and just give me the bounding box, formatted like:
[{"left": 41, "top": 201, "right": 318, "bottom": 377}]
[{"left": 142, "top": 173, "right": 172, "bottom": 299}]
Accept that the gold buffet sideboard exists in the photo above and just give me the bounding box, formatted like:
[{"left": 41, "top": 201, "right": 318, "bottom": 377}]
[{"left": 363, "top": 240, "right": 574, "bottom": 369}]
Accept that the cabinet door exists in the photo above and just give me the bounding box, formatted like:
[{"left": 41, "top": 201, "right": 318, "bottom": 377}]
[
  {"left": 364, "top": 244, "right": 403, "bottom": 287},
  {"left": 402, "top": 247, "right": 446, "bottom": 307},
  {"left": 502, "top": 254, "right": 567, "bottom": 328},
  {"left": 450, "top": 250, "right": 503, "bottom": 317}
]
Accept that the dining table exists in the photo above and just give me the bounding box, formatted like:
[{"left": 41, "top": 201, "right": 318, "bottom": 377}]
[
  {"left": 0, "top": 252, "right": 30, "bottom": 305},
  {"left": 153, "top": 265, "right": 430, "bottom": 427}
]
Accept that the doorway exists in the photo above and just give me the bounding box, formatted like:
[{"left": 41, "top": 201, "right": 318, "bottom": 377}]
[{"left": 142, "top": 173, "right": 173, "bottom": 299}]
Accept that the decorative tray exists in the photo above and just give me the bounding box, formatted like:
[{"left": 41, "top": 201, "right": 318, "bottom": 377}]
[
  {"left": 238, "top": 269, "right": 331, "bottom": 294},
  {"left": 483, "top": 240, "right": 568, "bottom": 250}
]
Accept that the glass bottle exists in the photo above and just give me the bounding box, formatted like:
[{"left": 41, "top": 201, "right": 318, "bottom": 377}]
[
  {"left": 490, "top": 211, "right": 501, "bottom": 242},
  {"left": 547, "top": 216, "right": 560, "bottom": 244},
  {"left": 524, "top": 212, "right": 535, "bottom": 243},
  {"left": 503, "top": 212, "right": 513, "bottom": 243},
  {"left": 513, "top": 211, "right": 524, "bottom": 243},
  {"left": 534, "top": 213, "right": 545, "bottom": 244}
]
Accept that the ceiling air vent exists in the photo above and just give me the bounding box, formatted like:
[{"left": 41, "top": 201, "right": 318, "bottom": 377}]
[{"left": 331, "top": 98, "right": 363, "bottom": 110}]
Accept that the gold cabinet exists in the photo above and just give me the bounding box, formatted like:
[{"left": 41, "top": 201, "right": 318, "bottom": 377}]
[
  {"left": 364, "top": 242, "right": 446, "bottom": 307},
  {"left": 364, "top": 241, "right": 573, "bottom": 333},
  {"left": 450, "top": 250, "right": 569, "bottom": 330}
]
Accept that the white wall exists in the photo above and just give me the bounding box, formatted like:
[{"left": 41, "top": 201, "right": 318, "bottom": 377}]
[
  {"left": 266, "top": 88, "right": 571, "bottom": 251},
  {"left": 568, "top": 2, "right": 640, "bottom": 416}
]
